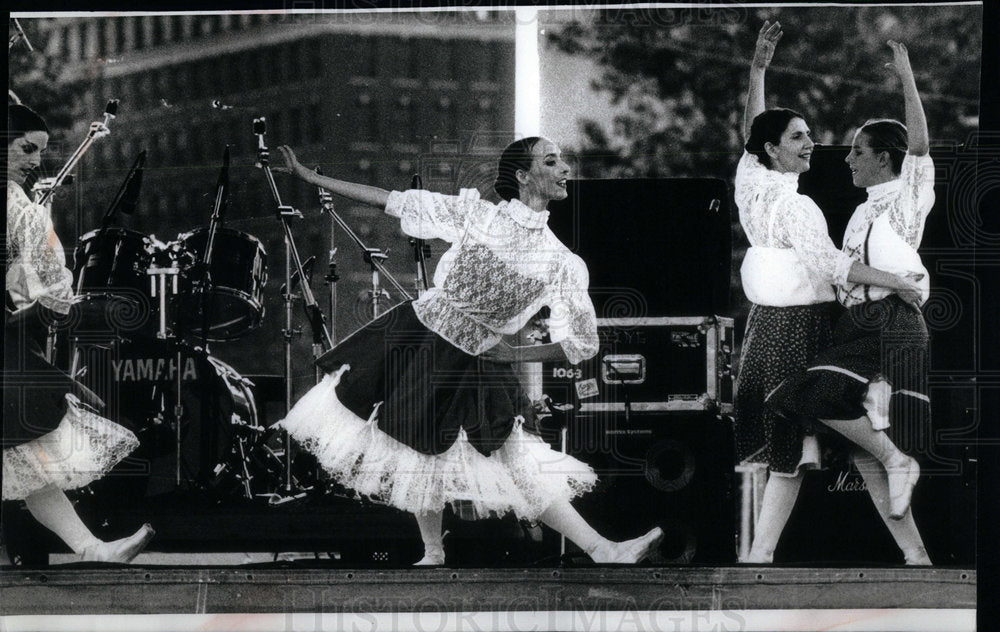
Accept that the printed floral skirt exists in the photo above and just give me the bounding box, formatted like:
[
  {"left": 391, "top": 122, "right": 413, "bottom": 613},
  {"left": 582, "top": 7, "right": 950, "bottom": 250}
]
[{"left": 735, "top": 302, "right": 834, "bottom": 475}]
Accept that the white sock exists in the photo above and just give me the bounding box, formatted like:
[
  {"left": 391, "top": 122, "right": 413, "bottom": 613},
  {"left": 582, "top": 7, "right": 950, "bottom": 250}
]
[
  {"left": 748, "top": 472, "right": 803, "bottom": 561},
  {"left": 819, "top": 417, "right": 907, "bottom": 469},
  {"left": 23, "top": 485, "right": 101, "bottom": 554},
  {"left": 414, "top": 509, "right": 444, "bottom": 556},
  {"left": 539, "top": 499, "right": 606, "bottom": 554}
]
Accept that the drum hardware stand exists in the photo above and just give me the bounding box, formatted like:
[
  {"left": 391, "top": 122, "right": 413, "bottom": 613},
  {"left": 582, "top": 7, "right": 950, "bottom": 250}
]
[
  {"left": 314, "top": 167, "right": 341, "bottom": 361},
  {"left": 37, "top": 101, "right": 120, "bottom": 365},
  {"left": 253, "top": 117, "right": 333, "bottom": 496},
  {"left": 193, "top": 146, "right": 230, "bottom": 348},
  {"left": 314, "top": 171, "right": 413, "bottom": 320},
  {"left": 146, "top": 237, "right": 187, "bottom": 487},
  {"left": 323, "top": 246, "right": 339, "bottom": 380},
  {"left": 408, "top": 174, "right": 433, "bottom": 298}
]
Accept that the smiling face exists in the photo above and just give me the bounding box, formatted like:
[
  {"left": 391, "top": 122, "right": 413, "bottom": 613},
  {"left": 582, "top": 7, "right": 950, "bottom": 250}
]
[
  {"left": 517, "top": 138, "right": 571, "bottom": 208},
  {"left": 765, "top": 117, "right": 814, "bottom": 174},
  {"left": 7, "top": 130, "right": 49, "bottom": 188},
  {"left": 846, "top": 130, "right": 893, "bottom": 188}
]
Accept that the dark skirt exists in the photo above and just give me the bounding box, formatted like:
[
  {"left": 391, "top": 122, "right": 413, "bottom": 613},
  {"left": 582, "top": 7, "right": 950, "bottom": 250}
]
[
  {"left": 314, "top": 301, "right": 534, "bottom": 457},
  {"left": 767, "top": 295, "right": 930, "bottom": 455},
  {"left": 734, "top": 302, "right": 834, "bottom": 474},
  {"left": 3, "top": 306, "right": 73, "bottom": 447}
]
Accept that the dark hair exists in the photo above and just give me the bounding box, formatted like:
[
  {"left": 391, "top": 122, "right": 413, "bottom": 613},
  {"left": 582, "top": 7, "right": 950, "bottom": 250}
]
[
  {"left": 745, "top": 108, "right": 806, "bottom": 169},
  {"left": 494, "top": 136, "right": 543, "bottom": 201},
  {"left": 857, "top": 119, "right": 908, "bottom": 175},
  {"left": 7, "top": 104, "right": 49, "bottom": 144}
]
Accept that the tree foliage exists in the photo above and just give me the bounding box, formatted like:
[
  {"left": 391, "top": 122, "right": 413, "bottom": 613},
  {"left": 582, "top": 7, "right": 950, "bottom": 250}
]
[{"left": 546, "top": 5, "right": 981, "bottom": 180}]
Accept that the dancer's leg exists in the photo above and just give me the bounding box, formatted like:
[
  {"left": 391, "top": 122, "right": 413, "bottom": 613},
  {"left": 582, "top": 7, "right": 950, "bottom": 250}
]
[
  {"left": 819, "top": 416, "right": 919, "bottom": 518},
  {"left": 23, "top": 485, "right": 101, "bottom": 553},
  {"left": 413, "top": 509, "right": 445, "bottom": 565},
  {"left": 745, "top": 471, "right": 804, "bottom": 563},
  {"left": 852, "top": 449, "right": 931, "bottom": 565},
  {"left": 539, "top": 499, "right": 663, "bottom": 563}
]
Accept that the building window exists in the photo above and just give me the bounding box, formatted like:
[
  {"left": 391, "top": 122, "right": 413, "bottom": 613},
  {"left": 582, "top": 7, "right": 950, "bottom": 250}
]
[
  {"left": 309, "top": 38, "right": 324, "bottom": 77},
  {"left": 97, "top": 20, "right": 107, "bottom": 58},
  {"left": 151, "top": 16, "right": 165, "bottom": 47},
  {"left": 285, "top": 42, "right": 300, "bottom": 82},
  {"left": 309, "top": 103, "right": 324, "bottom": 143},
  {"left": 170, "top": 16, "right": 184, "bottom": 42},
  {"left": 289, "top": 107, "right": 302, "bottom": 145},
  {"left": 116, "top": 17, "right": 128, "bottom": 52},
  {"left": 355, "top": 93, "right": 378, "bottom": 141},
  {"left": 133, "top": 17, "right": 145, "bottom": 50}
]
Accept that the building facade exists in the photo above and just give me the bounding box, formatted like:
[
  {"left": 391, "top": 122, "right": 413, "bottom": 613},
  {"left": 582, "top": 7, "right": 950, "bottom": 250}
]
[{"left": 34, "top": 12, "right": 516, "bottom": 389}]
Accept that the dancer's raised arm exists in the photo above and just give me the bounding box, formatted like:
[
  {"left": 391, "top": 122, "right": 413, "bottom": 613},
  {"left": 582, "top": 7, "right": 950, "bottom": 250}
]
[
  {"left": 276, "top": 145, "right": 390, "bottom": 208},
  {"left": 886, "top": 41, "right": 929, "bottom": 156},
  {"left": 744, "top": 21, "right": 783, "bottom": 141}
]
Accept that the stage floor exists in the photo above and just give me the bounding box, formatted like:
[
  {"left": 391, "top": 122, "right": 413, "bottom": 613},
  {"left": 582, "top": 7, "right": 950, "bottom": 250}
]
[{"left": 0, "top": 564, "right": 975, "bottom": 615}]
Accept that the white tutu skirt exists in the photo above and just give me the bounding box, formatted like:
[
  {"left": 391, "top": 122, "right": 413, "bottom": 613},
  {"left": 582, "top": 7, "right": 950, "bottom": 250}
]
[
  {"left": 3, "top": 395, "right": 140, "bottom": 500},
  {"left": 278, "top": 368, "right": 598, "bottom": 519}
]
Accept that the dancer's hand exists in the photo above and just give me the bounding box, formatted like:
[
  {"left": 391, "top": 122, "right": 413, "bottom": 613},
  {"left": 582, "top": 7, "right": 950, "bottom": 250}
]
[
  {"left": 885, "top": 40, "right": 913, "bottom": 81},
  {"left": 752, "top": 21, "right": 783, "bottom": 70},
  {"left": 273, "top": 145, "right": 307, "bottom": 179},
  {"left": 896, "top": 272, "right": 924, "bottom": 309},
  {"left": 481, "top": 341, "right": 520, "bottom": 363}
]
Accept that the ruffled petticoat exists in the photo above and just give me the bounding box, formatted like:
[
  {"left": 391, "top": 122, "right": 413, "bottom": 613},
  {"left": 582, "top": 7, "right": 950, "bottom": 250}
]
[
  {"left": 3, "top": 395, "right": 139, "bottom": 500},
  {"left": 278, "top": 367, "right": 598, "bottom": 519}
]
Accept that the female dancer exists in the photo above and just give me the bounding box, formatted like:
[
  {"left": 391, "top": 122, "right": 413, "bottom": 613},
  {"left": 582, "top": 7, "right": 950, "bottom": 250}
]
[
  {"left": 768, "top": 41, "right": 933, "bottom": 565},
  {"left": 275, "top": 137, "right": 663, "bottom": 565},
  {"left": 734, "top": 23, "right": 922, "bottom": 564},
  {"left": 5, "top": 104, "right": 154, "bottom": 563}
]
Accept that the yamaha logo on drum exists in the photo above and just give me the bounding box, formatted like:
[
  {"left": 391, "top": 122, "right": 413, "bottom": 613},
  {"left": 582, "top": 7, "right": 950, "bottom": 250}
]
[{"left": 112, "top": 357, "right": 199, "bottom": 382}]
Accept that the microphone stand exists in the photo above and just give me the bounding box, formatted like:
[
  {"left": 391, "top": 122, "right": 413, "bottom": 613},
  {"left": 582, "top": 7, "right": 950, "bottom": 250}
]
[
  {"left": 314, "top": 178, "right": 413, "bottom": 319},
  {"left": 193, "top": 146, "right": 230, "bottom": 347},
  {"left": 253, "top": 117, "right": 332, "bottom": 494},
  {"left": 35, "top": 100, "right": 118, "bottom": 207},
  {"left": 408, "top": 174, "right": 432, "bottom": 297},
  {"left": 316, "top": 168, "right": 340, "bottom": 381}
]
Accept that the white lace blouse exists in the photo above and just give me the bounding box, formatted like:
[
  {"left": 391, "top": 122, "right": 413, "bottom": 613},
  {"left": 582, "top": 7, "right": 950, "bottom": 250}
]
[
  {"left": 384, "top": 188, "right": 599, "bottom": 365},
  {"left": 735, "top": 151, "right": 854, "bottom": 306},
  {"left": 837, "top": 153, "right": 935, "bottom": 307},
  {"left": 6, "top": 182, "right": 75, "bottom": 315}
]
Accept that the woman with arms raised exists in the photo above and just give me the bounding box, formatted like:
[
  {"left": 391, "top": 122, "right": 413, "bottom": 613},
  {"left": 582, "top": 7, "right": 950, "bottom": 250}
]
[
  {"left": 767, "top": 40, "right": 934, "bottom": 565},
  {"left": 734, "top": 23, "right": 922, "bottom": 564}
]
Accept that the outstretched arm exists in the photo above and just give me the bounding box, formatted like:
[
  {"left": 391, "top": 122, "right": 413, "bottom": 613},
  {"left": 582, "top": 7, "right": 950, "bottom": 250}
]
[
  {"left": 886, "top": 40, "right": 929, "bottom": 156},
  {"left": 744, "top": 21, "right": 783, "bottom": 141},
  {"left": 275, "top": 145, "right": 391, "bottom": 208}
]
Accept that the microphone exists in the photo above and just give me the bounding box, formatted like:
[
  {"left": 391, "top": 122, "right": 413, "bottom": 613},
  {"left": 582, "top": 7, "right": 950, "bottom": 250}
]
[{"left": 253, "top": 117, "right": 268, "bottom": 167}]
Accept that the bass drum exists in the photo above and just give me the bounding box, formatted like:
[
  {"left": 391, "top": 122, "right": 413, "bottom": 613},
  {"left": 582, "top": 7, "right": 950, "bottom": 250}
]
[{"left": 75, "top": 337, "right": 259, "bottom": 497}]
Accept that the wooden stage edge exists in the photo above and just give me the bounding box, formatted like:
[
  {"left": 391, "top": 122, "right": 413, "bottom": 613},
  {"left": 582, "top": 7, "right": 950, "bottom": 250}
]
[{"left": 0, "top": 565, "right": 976, "bottom": 615}]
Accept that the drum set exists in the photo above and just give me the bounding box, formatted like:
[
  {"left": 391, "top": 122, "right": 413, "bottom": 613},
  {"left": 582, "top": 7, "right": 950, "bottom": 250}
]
[
  {"left": 40, "top": 108, "right": 430, "bottom": 506},
  {"left": 69, "top": 221, "right": 277, "bottom": 501}
]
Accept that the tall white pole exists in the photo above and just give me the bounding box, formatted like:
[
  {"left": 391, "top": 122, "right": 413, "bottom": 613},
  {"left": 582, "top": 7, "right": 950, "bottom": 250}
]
[{"left": 514, "top": 7, "right": 541, "bottom": 138}]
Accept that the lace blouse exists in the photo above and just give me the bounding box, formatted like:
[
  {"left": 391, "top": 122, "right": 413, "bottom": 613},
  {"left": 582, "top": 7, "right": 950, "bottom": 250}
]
[
  {"left": 384, "top": 188, "right": 599, "bottom": 365},
  {"left": 6, "top": 182, "right": 75, "bottom": 315},
  {"left": 735, "top": 151, "right": 854, "bottom": 305},
  {"left": 837, "top": 153, "right": 935, "bottom": 307}
]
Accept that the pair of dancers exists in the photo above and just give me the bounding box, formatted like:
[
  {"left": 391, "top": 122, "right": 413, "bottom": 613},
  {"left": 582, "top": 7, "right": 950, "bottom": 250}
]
[{"left": 734, "top": 23, "right": 934, "bottom": 565}]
